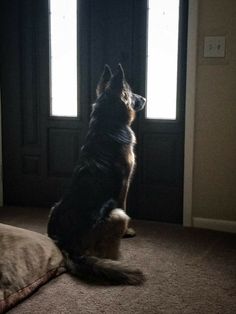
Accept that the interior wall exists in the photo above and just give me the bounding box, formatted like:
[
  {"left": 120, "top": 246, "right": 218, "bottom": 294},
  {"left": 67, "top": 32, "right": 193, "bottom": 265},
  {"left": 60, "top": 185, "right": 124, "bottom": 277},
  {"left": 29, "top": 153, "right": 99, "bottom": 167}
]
[{"left": 192, "top": 0, "right": 236, "bottom": 222}]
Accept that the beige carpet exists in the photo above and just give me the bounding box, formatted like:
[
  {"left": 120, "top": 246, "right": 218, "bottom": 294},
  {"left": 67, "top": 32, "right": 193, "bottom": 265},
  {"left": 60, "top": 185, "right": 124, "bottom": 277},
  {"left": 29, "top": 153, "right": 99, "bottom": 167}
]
[{"left": 0, "top": 206, "right": 236, "bottom": 314}]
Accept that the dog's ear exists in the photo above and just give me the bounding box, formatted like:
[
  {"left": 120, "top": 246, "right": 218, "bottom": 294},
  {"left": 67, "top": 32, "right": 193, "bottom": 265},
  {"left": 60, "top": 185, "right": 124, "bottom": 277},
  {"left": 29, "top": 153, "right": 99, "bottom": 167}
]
[
  {"left": 96, "top": 64, "right": 112, "bottom": 97},
  {"left": 108, "top": 63, "right": 125, "bottom": 95}
]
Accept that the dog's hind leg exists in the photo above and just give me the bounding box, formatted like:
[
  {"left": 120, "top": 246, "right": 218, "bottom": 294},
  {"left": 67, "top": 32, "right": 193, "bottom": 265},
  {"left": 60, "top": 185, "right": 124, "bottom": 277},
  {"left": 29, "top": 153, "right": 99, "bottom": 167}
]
[{"left": 92, "top": 208, "right": 130, "bottom": 260}]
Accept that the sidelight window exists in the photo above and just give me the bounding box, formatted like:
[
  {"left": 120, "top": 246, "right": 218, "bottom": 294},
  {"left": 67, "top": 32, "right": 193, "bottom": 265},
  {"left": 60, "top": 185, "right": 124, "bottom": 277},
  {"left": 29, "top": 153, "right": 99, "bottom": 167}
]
[
  {"left": 146, "top": 0, "right": 180, "bottom": 120},
  {"left": 49, "top": 0, "right": 78, "bottom": 117}
]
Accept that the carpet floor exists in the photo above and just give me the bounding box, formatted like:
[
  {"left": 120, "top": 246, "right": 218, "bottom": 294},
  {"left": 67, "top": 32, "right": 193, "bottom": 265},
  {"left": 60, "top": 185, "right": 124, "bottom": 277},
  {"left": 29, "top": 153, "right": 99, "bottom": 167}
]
[{"left": 0, "top": 206, "right": 236, "bottom": 314}]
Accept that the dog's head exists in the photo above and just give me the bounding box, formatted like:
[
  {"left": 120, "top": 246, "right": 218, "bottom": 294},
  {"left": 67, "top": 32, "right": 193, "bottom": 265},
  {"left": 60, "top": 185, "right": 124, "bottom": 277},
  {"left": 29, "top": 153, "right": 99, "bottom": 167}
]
[{"left": 95, "top": 64, "right": 146, "bottom": 125}]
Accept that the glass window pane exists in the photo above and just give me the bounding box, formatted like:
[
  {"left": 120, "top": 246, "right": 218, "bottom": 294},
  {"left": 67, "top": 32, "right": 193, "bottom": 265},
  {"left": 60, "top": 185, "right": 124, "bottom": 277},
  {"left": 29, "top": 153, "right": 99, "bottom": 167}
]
[
  {"left": 146, "top": 0, "right": 180, "bottom": 120},
  {"left": 49, "top": 0, "right": 77, "bottom": 117}
]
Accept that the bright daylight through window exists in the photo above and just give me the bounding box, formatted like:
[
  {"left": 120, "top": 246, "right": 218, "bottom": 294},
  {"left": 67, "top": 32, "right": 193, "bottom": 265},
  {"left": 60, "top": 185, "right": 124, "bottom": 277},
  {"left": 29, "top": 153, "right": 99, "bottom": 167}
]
[
  {"left": 146, "top": 0, "right": 180, "bottom": 119},
  {"left": 49, "top": 0, "right": 77, "bottom": 117}
]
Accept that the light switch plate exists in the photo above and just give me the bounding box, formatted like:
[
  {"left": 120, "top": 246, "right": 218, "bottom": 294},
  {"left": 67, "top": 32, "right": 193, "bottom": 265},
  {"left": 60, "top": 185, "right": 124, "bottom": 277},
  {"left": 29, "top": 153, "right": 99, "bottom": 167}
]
[{"left": 204, "top": 36, "right": 226, "bottom": 58}]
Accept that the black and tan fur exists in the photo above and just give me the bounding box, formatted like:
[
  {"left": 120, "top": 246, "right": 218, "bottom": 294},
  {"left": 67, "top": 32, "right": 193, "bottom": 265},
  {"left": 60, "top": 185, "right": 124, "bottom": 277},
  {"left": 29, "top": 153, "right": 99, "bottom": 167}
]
[{"left": 47, "top": 64, "right": 146, "bottom": 285}]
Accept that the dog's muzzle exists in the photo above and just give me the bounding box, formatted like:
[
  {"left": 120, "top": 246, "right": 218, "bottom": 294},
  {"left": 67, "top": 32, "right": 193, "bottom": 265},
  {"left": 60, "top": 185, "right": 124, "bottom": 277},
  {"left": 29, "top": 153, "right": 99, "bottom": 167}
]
[{"left": 132, "top": 93, "right": 146, "bottom": 111}]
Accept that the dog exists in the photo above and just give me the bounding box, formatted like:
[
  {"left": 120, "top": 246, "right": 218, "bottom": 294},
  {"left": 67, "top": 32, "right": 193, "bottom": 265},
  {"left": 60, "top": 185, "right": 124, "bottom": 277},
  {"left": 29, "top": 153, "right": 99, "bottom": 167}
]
[{"left": 47, "top": 64, "right": 146, "bottom": 285}]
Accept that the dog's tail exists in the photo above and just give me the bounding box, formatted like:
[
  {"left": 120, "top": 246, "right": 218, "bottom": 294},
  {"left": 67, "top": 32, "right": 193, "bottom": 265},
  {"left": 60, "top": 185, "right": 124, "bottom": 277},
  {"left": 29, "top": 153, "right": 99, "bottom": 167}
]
[{"left": 65, "top": 255, "right": 145, "bottom": 285}]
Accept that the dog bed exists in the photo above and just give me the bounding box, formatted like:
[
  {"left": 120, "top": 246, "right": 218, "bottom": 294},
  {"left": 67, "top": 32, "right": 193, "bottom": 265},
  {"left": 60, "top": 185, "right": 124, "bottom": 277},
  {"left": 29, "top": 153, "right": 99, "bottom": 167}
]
[{"left": 0, "top": 223, "right": 65, "bottom": 313}]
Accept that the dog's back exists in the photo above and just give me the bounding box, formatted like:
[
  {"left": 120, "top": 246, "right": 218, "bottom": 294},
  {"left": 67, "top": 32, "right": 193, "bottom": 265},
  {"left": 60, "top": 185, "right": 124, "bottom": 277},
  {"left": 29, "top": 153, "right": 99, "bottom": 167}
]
[{"left": 47, "top": 64, "right": 146, "bottom": 285}]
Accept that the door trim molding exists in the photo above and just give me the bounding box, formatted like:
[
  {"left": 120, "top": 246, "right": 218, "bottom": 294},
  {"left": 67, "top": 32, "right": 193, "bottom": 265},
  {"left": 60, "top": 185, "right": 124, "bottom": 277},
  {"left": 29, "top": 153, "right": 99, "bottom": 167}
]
[
  {"left": 0, "top": 89, "right": 3, "bottom": 206},
  {"left": 183, "top": 0, "right": 199, "bottom": 227}
]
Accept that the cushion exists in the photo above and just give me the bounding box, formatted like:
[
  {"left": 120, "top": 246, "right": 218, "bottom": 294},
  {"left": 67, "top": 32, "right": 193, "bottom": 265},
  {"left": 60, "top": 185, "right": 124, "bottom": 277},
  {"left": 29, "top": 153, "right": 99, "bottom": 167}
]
[{"left": 0, "top": 223, "right": 65, "bottom": 313}]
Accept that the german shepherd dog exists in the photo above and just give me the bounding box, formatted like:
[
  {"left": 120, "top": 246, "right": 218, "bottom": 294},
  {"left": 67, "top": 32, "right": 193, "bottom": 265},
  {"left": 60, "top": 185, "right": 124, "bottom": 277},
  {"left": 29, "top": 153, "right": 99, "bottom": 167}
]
[{"left": 47, "top": 64, "right": 146, "bottom": 285}]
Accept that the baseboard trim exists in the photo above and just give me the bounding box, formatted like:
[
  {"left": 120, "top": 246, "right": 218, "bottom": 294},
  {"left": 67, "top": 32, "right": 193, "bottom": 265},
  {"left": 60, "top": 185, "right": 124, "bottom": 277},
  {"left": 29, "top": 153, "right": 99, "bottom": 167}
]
[{"left": 193, "top": 217, "right": 236, "bottom": 233}]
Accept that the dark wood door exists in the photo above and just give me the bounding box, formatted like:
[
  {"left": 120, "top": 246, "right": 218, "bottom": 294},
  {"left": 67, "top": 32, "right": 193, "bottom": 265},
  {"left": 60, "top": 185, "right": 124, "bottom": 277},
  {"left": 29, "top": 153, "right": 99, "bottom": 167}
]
[
  {"left": 1, "top": 0, "right": 187, "bottom": 224},
  {"left": 129, "top": 0, "right": 188, "bottom": 224},
  {"left": 0, "top": 0, "right": 90, "bottom": 206}
]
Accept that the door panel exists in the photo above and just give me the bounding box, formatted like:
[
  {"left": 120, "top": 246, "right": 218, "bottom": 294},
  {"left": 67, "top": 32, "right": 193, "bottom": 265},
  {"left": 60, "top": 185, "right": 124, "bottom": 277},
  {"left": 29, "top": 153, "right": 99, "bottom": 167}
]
[
  {"left": 48, "top": 129, "right": 80, "bottom": 177},
  {"left": 137, "top": 132, "right": 184, "bottom": 223},
  {"left": 142, "top": 134, "right": 181, "bottom": 187}
]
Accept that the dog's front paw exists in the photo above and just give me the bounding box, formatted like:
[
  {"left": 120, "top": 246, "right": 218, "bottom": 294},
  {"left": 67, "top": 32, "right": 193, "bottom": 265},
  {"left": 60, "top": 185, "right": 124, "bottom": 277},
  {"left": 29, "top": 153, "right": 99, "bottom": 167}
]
[{"left": 123, "top": 227, "right": 136, "bottom": 238}]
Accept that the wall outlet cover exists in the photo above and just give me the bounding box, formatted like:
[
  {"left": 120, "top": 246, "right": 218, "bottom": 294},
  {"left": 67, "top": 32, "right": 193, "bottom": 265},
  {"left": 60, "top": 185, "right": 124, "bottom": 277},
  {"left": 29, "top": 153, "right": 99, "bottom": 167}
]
[{"left": 204, "top": 36, "right": 226, "bottom": 58}]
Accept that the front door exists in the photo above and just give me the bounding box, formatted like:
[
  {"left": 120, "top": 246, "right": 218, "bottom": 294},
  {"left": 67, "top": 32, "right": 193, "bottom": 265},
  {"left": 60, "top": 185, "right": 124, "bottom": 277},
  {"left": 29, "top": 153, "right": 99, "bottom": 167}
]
[{"left": 1, "top": 0, "right": 188, "bottom": 224}]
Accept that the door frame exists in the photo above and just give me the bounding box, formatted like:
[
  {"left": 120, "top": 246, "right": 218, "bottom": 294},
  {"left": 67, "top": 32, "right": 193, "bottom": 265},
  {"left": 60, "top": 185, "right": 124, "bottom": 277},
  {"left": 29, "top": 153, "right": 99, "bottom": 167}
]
[
  {"left": 183, "top": 0, "right": 199, "bottom": 227},
  {"left": 0, "top": 0, "right": 199, "bottom": 226},
  {"left": 0, "top": 89, "right": 3, "bottom": 206}
]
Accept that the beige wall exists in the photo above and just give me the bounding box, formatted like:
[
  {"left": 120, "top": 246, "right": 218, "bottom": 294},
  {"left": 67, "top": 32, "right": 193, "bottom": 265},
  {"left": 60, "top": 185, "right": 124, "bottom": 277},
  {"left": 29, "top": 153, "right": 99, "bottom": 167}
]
[{"left": 192, "top": 0, "right": 236, "bottom": 221}]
